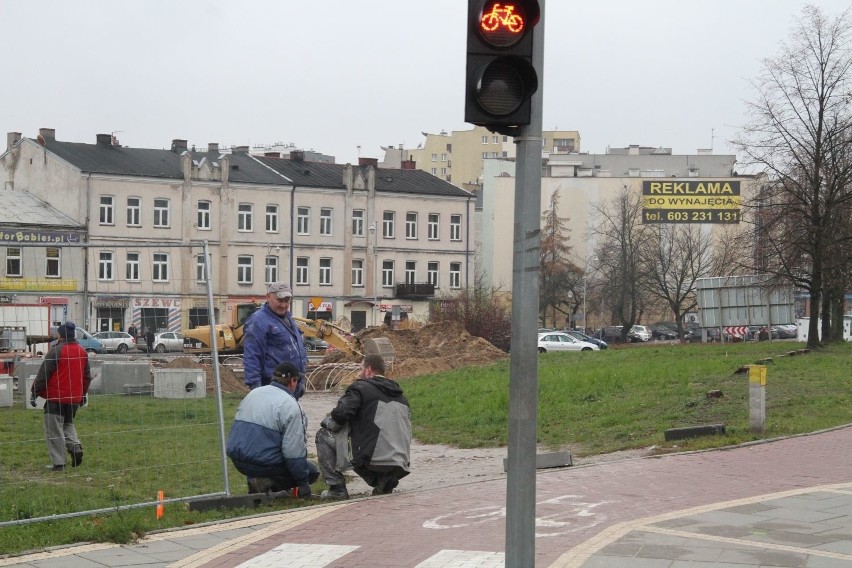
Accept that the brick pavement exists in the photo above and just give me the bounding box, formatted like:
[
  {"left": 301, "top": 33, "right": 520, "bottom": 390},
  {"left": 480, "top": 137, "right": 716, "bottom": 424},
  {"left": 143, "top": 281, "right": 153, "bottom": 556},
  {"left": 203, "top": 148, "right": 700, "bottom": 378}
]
[{"left": 2, "top": 425, "right": 850, "bottom": 567}]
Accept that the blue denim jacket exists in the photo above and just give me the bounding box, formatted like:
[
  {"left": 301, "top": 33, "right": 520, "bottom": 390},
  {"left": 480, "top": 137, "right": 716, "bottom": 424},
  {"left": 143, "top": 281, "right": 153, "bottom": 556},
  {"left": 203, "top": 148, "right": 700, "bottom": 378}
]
[{"left": 242, "top": 304, "right": 307, "bottom": 390}]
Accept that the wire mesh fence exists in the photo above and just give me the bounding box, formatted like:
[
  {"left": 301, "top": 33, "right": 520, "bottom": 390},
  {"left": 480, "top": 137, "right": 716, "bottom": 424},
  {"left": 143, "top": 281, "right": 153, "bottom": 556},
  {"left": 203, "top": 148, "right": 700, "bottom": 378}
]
[{"left": 0, "top": 241, "right": 234, "bottom": 527}]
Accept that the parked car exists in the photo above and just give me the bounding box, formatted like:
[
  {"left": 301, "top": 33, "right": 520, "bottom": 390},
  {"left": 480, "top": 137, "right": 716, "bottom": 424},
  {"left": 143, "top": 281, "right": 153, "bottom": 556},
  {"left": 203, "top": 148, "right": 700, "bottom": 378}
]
[
  {"left": 143, "top": 331, "right": 185, "bottom": 353},
  {"left": 562, "top": 330, "right": 608, "bottom": 349},
  {"left": 628, "top": 325, "right": 652, "bottom": 342},
  {"left": 650, "top": 325, "right": 678, "bottom": 340},
  {"left": 92, "top": 331, "right": 137, "bottom": 354},
  {"left": 50, "top": 327, "right": 105, "bottom": 354},
  {"left": 537, "top": 332, "right": 600, "bottom": 352},
  {"left": 304, "top": 337, "right": 329, "bottom": 351},
  {"left": 773, "top": 324, "right": 797, "bottom": 339}
]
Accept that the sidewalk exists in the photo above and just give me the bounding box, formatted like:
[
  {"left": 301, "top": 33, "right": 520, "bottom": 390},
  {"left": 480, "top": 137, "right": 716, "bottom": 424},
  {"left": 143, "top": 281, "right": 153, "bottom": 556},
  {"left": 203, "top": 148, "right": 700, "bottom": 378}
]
[{"left": 2, "top": 425, "right": 851, "bottom": 567}]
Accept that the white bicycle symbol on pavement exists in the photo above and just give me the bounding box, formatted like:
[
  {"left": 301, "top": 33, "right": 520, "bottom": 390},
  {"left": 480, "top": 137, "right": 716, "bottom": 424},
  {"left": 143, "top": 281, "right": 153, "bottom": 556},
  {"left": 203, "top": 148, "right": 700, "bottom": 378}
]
[{"left": 422, "top": 494, "right": 611, "bottom": 538}]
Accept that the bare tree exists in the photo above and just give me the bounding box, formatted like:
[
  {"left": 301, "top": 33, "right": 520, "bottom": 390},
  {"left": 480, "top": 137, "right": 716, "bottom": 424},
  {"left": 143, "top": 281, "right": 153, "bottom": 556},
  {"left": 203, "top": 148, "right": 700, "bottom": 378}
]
[
  {"left": 539, "top": 191, "right": 581, "bottom": 328},
  {"left": 591, "top": 188, "right": 650, "bottom": 341},
  {"left": 734, "top": 5, "right": 852, "bottom": 347},
  {"left": 638, "top": 225, "right": 716, "bottom": 338}
]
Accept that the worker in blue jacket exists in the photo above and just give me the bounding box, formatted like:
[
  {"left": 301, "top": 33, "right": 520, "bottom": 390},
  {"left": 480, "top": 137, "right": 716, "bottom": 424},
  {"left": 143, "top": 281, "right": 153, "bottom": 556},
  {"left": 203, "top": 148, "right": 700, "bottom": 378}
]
[
  {"left": 226, "top": 362, "right": 319, "bottom": 496},
  {"left": 242, "top": 282, "right": 308, "bottom": 393}
]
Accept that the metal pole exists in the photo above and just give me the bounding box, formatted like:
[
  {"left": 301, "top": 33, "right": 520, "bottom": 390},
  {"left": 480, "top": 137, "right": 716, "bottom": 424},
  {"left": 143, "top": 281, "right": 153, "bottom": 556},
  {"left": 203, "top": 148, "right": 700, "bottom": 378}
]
[
  {"left": 582, "top": 278, "right": 586, "bottom": 333},
  {"left": 506, "top": 2, "right": 544, "bottom": 565},
  {"left": 371, "top": 221, "right": 379, "bottom": 326}
]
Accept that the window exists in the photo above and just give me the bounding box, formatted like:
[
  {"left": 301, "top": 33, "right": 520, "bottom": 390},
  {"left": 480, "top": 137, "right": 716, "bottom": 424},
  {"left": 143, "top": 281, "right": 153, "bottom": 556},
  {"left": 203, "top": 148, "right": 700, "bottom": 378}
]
[
  {"left": 153, "top": 199, "right": 169, "bottom": 228},
  {"left": 481, "top": 135, "right": 488, "bottom": 144},
  {"left": 428, "top": 213, "right": 439, "bottom": 240},
  {"left": 152, "top": 253, "right": 169, "bottom": 282},
  {"left": 126, "top": 252, "right": 140, "bottom": 281},
  {"left": 502, "top": 136, "right": 508, "bottom": 142},
  {"left": 491, "top": 152, "right": 498, "bottom": 158},
  {"left": 482, "top": 152, "right": 489, "bottom": 159},
  {"left": 296, "top": 257, "right": 309, "bottom": 285},
  {"left": 320, "top": 208, "right": 332, "bottom": 236},
  {"left": 45, "top": 247, "right": 60, "bottom": 278},
  {"left": 196, "top": 254, "right": 207, "bottom": 283},
  {"left": 431, "top": 168, "right": 437, "bottom": 174},
  {"left": 237, "top": 256, "right": 253, "bottom": 284},
  {"left": 441, "top": 153, "right": 447, "bottom": 162},
  {"left": 98, "top": 251, "right": 114, "bottom": 280},
  {"left": 99, "top": 196, "right": 114, "bottom": 225},
  {"left": 266, "top": 205, "right": 278, "bottom": 233},
  {"left": 450, "top": 262, "right": 461, "bottom": 289},
  {"left": 5, "top": 247, "right": 21, "bottom": 277},
  {"left": 265, "top": 256, "right": 278, "bottom": 284},
  {"left": 197, "top": 201, "right": 211, "bottom": 230},
  {"left": 405, "top": 261, "right": 416, "bottom": 284},
  {"left": 431, "top": 153, "right": 437, "bottom": 162},
  {"left": 126, "top": 197, "right": 141, "bottom": 227},
  {"left": 382, "top": 260, "right": 395, "bottom": 287},
  {"left": 450, "top": 214, "right": 462, "bottom": 241},
  {"left": 352, "top": 209, "right": 364, "bottom": 237},
  {"left": 427, "top": 261, "right": 439, "bottom": 286},
  {"left": 351, "top": 259, "right": 364, "bottom": 287},
  {"left": 238, "top": 203, "right": 253, "bottom": 232},
  {"left": 441, "top": 167, "right": 448, "bottom": 175},
  {"left": 405, "top": 212, "right": 417, "bottom": 239},
  {"left": 382, "top": 211, "right": 395, "bottom": 238},
  {"left": 297, "top": 207, "right": 310, "bottom": 234},
  {"left": 319, "top": 258, "right": 332, "bottom": 285},
  {"left": 493, "top": 136, "right": 499, "bottom": 144}
]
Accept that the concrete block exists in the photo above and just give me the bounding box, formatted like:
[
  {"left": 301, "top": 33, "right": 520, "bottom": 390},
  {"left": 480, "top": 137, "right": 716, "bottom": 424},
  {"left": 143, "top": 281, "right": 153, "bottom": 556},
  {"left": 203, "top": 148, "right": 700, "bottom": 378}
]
[
  {"left": 664, "top": 424, "right": 725, "bottom": 441},
  {"left": 0, "top": 375, "right": 13, "bottom": 407},
  {"left": 503, "top": 451, "right": 572, "bottom": 472},
  {"left": 91, "top": 361, "right": 149, "bottom": 395},
  {"left": 154, "top": 369, "right": 206, "bottom": 399}
]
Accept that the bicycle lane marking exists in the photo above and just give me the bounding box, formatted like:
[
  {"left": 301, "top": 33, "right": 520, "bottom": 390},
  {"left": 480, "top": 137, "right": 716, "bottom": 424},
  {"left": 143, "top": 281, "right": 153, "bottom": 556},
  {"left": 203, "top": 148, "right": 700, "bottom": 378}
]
[{"left": 423, "top": 494, "right": 612, "bottom": 537}]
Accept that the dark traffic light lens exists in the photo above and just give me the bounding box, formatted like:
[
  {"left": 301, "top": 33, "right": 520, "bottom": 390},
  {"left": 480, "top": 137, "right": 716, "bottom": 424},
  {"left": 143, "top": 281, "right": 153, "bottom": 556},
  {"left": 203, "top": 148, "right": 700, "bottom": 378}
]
[{"left": 476, "top": 58, "right": 528, "bottom": 116}]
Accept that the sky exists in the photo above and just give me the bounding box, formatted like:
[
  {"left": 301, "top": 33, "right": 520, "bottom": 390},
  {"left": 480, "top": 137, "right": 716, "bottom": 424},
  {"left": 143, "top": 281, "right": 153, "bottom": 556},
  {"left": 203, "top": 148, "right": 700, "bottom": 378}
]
[{"left": 2, "top": 1, "right": 851, "bottom": 166}]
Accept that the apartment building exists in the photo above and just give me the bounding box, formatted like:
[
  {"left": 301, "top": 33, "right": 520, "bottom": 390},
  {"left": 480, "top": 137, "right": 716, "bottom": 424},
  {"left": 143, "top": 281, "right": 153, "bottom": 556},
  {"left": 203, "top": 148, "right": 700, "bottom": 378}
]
[
  {"left": 382, "top": 125, "right": 580, "bottom": 190},
  {"left": 1, "top": 130, "right": 473, "bottom": 333}
]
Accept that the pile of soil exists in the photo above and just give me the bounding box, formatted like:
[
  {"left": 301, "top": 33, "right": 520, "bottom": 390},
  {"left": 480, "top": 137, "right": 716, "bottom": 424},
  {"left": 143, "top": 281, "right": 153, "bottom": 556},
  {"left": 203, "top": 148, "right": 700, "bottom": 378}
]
[{"left": 155, "top": 321, "right": 507, "bottom": 394}]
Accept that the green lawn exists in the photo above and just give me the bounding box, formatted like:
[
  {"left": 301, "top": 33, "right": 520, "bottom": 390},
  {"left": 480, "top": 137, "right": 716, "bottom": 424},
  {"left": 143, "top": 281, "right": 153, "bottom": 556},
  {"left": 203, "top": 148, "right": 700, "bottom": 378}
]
[{"left": 0, "top": 340, "right": 849, "bottom": 555}]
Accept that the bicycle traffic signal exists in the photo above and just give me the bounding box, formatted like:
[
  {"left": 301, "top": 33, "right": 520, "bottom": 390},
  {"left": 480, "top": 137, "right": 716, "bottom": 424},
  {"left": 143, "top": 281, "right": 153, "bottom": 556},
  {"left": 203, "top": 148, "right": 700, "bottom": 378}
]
[{"left": 465, "top": 0, "right": 540, "bottom": 135}]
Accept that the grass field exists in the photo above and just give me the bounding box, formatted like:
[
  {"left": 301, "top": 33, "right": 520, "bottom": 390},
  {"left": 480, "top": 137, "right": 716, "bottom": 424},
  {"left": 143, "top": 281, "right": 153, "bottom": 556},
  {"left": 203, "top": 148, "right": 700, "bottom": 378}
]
[{"left": 0, "top": 340, "right": 849, "bottom": 555}]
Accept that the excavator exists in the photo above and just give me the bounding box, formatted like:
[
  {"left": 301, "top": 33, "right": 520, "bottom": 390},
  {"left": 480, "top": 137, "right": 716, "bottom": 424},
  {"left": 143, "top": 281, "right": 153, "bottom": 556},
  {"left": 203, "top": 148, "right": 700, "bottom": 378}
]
[{"left": 182, "top": 302, "right": 393, "bottom": 361}]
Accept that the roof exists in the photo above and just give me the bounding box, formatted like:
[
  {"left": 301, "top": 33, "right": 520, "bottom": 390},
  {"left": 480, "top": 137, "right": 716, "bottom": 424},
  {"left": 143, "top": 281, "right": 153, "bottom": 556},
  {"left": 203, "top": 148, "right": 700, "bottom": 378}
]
[
  {"left": 0, "top": 189, "right": 83, "bottom": 228},
  {"left": 256, "top": 156, "right": 474, "bottom": 198}
]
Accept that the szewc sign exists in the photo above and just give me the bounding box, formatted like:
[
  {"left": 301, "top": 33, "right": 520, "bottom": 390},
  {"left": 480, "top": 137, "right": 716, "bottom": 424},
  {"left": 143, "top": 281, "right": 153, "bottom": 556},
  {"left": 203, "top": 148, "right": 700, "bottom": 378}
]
[{"left": 642, "top": 180, "right": 741, "bottom": 224}]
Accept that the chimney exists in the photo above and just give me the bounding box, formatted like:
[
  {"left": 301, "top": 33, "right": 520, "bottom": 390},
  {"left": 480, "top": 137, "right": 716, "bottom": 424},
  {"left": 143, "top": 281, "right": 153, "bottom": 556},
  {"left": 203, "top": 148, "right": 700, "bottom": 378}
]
[
  {"left": 358, "top": 157, "right": 378, "bottom": 167},
  {"left": 232, "top": 145, "right": 249, "bottom": 154},
  {"left": 38, "top": 128, "right": 56, "bottom": 141},
  {"left": 207, "top": 143, "right": 219, "bottom": 153},
  {"left": 171, "top": 139, "right": 188, "bottom": 153},
  {"left": 401, "top": 160, "right": 416, "bottom": 170},
  {"left": 7, "top": 132, "right": 21, "bottom": 152},
  {"left": 290, "top": 150, "right": 305, "bottom": 162},
  {"left": 96, "top": 134, "right": 112, "bottom": 146}
]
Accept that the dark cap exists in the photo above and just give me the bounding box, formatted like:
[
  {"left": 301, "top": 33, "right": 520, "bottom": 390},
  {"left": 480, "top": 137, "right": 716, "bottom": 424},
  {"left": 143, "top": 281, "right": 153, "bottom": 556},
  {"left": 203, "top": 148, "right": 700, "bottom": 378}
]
[
  {"left": 57, "top": 321, "right": 76, "bottom": 340},
  {"left": 273, "top": 362, "right": 300, "bottom": 380}
]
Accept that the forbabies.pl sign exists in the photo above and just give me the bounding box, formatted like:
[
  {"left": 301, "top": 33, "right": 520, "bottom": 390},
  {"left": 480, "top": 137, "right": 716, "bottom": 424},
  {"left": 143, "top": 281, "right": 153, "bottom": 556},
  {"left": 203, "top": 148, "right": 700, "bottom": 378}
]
[{"left": 642, "top": 180, "right": 741, "bottom": 224}]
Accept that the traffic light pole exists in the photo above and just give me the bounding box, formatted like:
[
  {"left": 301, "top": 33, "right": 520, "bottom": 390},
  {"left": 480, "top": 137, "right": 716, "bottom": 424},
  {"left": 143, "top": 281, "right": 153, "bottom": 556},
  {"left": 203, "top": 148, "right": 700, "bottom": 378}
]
[{"left": 505, "top": 2, "right": 544, "bottom": 566}]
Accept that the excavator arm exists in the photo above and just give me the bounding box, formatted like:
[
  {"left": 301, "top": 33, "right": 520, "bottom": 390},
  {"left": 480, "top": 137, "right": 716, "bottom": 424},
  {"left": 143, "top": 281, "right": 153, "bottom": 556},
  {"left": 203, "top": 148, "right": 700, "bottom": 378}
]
[{"left": 293, "top": 317, "right": 362, "bottom": 357}]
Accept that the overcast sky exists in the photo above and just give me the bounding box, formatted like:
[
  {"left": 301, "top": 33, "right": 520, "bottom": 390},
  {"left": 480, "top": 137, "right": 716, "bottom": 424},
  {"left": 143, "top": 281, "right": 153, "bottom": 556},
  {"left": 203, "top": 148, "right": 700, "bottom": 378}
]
[{"left": 2, "top": 1, "right": 850, "bottom": 166}]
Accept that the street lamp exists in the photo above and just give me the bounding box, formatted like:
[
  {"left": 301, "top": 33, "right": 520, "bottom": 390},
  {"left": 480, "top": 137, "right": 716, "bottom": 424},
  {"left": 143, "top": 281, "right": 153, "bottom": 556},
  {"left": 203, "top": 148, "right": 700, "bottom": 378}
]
[
  {"left": 583, "top": 255, "right": 598, "bottom": 334},
  {"left": 369, "top": 221, "right": 378, "bottom": 326}
]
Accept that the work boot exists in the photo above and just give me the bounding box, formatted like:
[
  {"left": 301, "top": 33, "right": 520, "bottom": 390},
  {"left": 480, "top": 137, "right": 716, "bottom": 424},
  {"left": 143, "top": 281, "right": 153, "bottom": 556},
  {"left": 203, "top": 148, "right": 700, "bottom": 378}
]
[
  {"left": 69, "top": 446, "right": 83, "bottom": 467},
  {"left": 320, "top": 485, "right": 349, "bottom": 500},
  {"left": 46, "top": 464, "right": 65, "bottom": 472},
  {"left": 371, "top": 476, "right": 399, "bottom": 496}
]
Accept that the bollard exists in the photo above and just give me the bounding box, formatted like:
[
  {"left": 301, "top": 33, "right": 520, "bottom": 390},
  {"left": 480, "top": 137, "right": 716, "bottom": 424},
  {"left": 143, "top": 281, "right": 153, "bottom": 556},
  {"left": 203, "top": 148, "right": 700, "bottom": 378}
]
[{"left": 748, "top": 365, "right": 766, "bottom": 434}]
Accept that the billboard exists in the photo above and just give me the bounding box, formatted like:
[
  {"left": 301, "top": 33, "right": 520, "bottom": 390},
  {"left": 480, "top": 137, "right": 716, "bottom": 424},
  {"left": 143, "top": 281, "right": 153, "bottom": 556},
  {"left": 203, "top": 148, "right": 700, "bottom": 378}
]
[{"left": 642, "top": 180, "right": 741, "bottom": 224}]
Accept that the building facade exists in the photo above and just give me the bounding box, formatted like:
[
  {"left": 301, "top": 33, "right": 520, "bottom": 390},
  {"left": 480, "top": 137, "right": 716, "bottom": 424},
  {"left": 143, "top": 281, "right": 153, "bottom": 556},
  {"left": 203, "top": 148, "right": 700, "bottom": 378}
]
[{"left": 1, "top": 129, "right": 473, "bottom": 334}]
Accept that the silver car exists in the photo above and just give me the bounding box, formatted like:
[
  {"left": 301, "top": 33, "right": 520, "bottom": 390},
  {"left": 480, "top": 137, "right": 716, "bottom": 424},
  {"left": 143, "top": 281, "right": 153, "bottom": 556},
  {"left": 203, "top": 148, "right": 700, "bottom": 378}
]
[
  {"left": 538, "top": 332, "right": 600, "bottom": 353},
  {"left": 92, "top": 331, "right": 137, "bottom": 354},
  {"left": 149, "top": 331, "right": 185, "bottom": 353}
]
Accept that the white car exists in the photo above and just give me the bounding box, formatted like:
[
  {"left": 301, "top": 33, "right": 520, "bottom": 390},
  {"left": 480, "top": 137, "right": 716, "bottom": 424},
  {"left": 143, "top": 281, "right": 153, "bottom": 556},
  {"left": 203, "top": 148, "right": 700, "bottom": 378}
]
[
  {"left": 92, "top": 331, "right": 137, "bottom": 354},
  {"left": 146, "top": 331, "right": 185, "bottom": 353},
  {"left": 538, "top": 332, "right": 600, "bottom": 352},
  {"left": 628, "top": 325, "right": 652, "bottom": 342}
]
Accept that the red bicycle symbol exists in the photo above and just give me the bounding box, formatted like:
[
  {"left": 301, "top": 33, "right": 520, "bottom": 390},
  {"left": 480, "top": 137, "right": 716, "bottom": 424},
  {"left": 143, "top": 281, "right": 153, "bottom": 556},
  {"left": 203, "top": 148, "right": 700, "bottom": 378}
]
[{"left": 480, "top": 3, "right": 524, "bottom": 34}]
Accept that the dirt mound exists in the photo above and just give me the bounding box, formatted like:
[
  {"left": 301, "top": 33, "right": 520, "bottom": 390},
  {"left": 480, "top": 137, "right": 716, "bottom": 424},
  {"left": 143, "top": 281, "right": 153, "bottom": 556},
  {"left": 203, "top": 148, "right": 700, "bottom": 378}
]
[
  {"left": 320, "top": 321, "right": 507, "bottom": 383},
  {"left": 161, "top": 356, "right": 248, "bottom": 394}
]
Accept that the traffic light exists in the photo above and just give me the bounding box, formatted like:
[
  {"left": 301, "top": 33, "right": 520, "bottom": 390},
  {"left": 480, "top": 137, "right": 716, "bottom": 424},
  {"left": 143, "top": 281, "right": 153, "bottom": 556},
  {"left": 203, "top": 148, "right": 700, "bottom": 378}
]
[{"left": 465, "top": 0, "right": 540, "bottom": 135}]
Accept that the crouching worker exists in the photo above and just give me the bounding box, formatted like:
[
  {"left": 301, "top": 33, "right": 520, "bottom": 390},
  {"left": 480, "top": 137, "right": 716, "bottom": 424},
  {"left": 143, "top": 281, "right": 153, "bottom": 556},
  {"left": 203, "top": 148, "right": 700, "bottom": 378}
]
[
  {"left": 315, "top": 353, "right": 411, "bottom": 499},
  {"left": 226, "top": 362, "right": 319, "bottom": 497}
]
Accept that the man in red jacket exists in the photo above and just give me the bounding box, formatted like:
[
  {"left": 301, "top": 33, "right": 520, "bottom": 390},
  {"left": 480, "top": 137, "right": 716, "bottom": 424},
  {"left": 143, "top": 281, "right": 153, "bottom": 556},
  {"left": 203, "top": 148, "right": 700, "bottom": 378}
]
[{"left": 31, "top": 322, "right": 93, "bottom": 471}]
